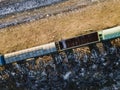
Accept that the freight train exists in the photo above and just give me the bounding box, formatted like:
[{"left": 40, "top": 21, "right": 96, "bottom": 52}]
[{"left": 0, "top": 26, "right": 120, "bottom": 66}]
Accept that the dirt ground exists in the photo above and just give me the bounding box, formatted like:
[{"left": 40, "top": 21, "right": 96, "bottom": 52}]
[{"left": 0, "top": 0, "right": 120, "bottom": 54}]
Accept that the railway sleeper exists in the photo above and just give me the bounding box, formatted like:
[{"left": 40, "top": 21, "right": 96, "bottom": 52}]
[
  {"left": 88, "top": 43, "right": 100, "bottom": 56},
  {"left": 102, "top": 40, "right": 113, "bottom": 54}
]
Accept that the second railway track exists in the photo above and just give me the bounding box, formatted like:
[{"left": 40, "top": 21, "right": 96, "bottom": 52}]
[{"left": 0, "top": 0, "right": 103, "bottom": 29}]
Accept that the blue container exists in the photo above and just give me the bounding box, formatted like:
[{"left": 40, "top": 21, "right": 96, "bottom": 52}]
[{"left": 0, "top": 55, "right": 5, "bottom": 66}]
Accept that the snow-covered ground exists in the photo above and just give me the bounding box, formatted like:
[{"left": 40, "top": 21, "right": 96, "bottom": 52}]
[
  {"left": 0, "top": 0, "right": 105, "bottom": 29},
  {"left": 0, "top": 0, "right": 98, "bottom": 29},
  {"left": 0, "top": 0, "right": 65, "bottom": 17}
]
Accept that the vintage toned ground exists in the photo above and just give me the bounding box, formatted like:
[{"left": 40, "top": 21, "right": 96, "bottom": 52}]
[
  {"left": 0, "top": 0, "right": 24, "bottom": 6},
  {"left": 0, "top": 0, "right": 91, "bottom": 26},
  {"left": 0, "top": 0, "right": 120, "bottom": 54}
]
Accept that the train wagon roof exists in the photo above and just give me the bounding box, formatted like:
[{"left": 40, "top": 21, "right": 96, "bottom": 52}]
[
  {"left": 102, "top": 26, "right": 120, "bottom": 40},
  {"left": 4, "top": 42, "right": 56, "bottom": 58},
  {"left": 59, "top": 32, "right": 99, "bottom": 50}
]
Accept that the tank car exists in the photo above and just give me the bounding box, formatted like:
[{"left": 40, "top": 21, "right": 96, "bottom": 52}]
[
  {"left": 4, "top": 42, "right": 57, "bottom": 65},
  {"left": 100, "top": 26, "right": 120, "bottom": 41}
]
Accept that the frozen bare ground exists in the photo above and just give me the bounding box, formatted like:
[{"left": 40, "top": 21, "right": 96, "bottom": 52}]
[{"left": 0, "top": 0, "right": 66, "bottom": 17}]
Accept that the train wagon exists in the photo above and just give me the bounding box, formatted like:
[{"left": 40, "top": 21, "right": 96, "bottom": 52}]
[
  {"left": 58, "top": 26, "right": 120, "bottom": 51},
  {"left": 102, "top": 26, "right": 120, "bottom": 40},
  {"left": 4, "top": 42, "right": 57, "bottom": 64},
  {"left": 58, "top": 32, "right": 100, "bottom": 51}
]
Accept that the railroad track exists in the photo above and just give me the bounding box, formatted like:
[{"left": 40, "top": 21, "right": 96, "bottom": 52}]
[
  {"left": 0, "top": 0, "right": 66, "bottom": 17},
  {"left": 0, "top": 26, "right": 120, "bottom": 66},
  {"left": 0, "top": 0, "right": 103, "bottom": 29}
]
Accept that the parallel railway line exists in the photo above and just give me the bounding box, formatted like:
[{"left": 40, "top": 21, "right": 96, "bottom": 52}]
[
  {"left": 0, "top": 26, "right": 120, "bottom": 66},
  {"left": 0, "top": 0, "right": 103, "bottom": 29}
]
